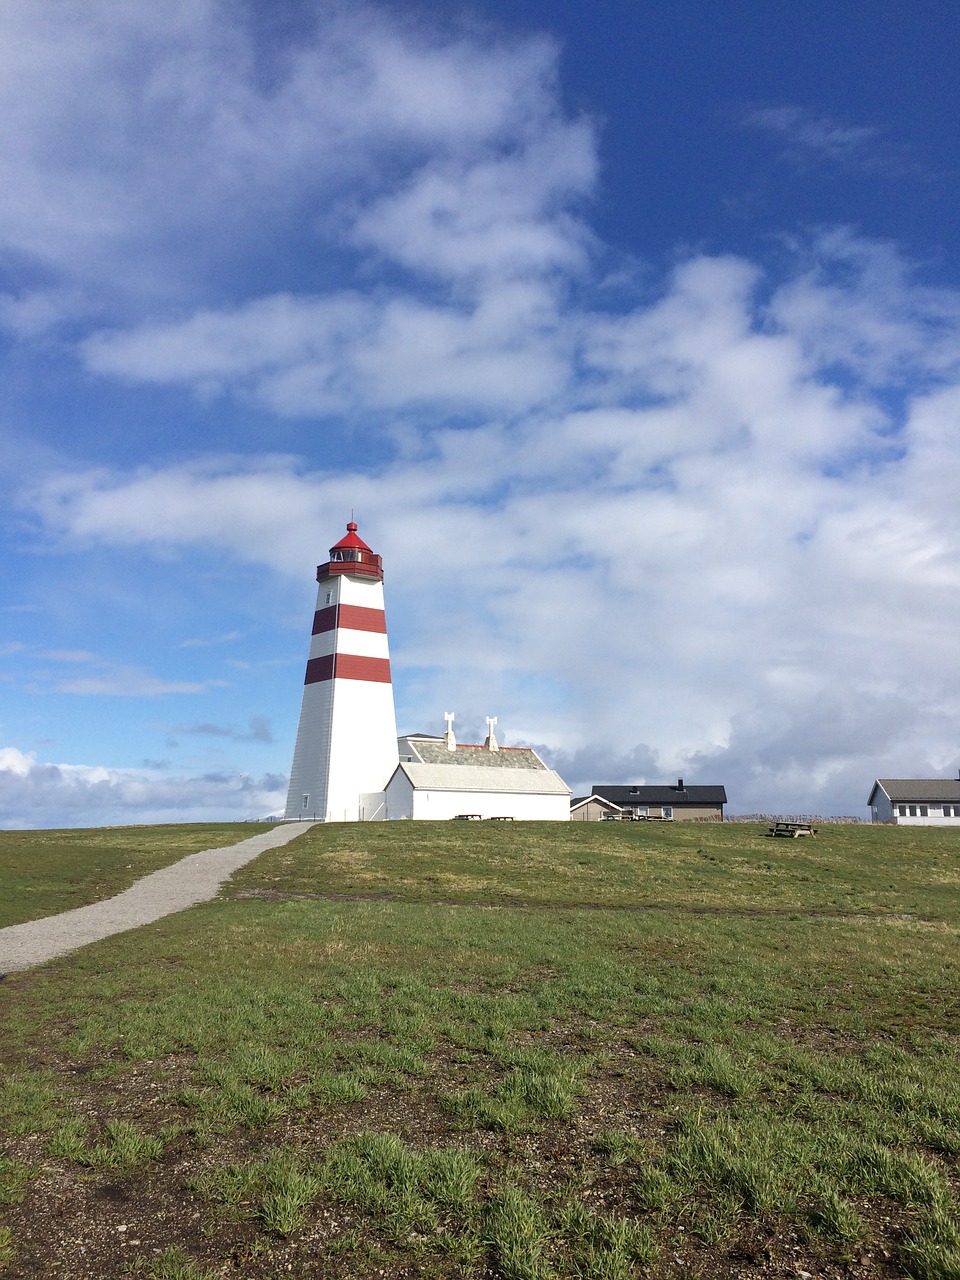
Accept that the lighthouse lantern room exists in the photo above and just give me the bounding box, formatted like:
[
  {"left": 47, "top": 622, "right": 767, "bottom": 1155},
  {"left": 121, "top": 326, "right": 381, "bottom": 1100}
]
[{"left": 284, "top": 522, "right": 399, "bottom": 821}]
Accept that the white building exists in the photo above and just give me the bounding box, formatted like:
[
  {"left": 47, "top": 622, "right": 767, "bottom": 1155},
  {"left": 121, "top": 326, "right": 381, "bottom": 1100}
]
[
  {"left": 868, "top": 777, "right": 960, "bottom": 825},
  {"left": 382, "top": 717, "right": 571, "bottom": 821},
  {"left": 284, "top": 523, "right": 399, "bottom": 821}
]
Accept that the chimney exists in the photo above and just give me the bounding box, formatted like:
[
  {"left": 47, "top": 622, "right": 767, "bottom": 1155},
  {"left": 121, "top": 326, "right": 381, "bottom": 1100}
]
[
  {"left": 485, "top": 715, "right": 499, "bottom": 752},
  {"left": 443, "top": 711, "right": 456, "bottom": 752},
  {"left": 677, "top": 778, "right": 684, "bottom": 790}
]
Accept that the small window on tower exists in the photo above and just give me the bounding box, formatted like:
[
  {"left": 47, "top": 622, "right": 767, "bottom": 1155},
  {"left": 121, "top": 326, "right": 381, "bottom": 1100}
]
[
  {"left": 302, "top": 794, "right": 310, "bottom": 809},
  {"left": 325, "top": 591, "right": 332, "bottom": 605}
]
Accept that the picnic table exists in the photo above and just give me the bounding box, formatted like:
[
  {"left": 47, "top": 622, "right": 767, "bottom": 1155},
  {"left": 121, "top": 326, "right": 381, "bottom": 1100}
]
[{"left": 767, "top": 821, "right": 818, "bottom": 838}]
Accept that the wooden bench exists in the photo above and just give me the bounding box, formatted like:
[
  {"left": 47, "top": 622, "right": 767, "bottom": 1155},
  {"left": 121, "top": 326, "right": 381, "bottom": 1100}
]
[{"left": 767, "top": 821, "right": 818, "bottom": 838}]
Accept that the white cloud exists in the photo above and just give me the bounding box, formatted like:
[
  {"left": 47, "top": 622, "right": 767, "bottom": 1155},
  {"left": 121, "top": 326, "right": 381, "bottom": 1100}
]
[
  {"left": 51, "top": 669, "right": 226, "bottom": 697},
  {"left": 83, "top": 283, "right": 576, "bottom": 416},
  {"left": 179, "top": 632, "right": 241, "bottom": 649},
  {"left": 25, "top": 230, "right": 960, "bottom": 814},
  {"left": 8, "top": 645, "right": 228, "bottom": 697},
  {"left": 351, "top": 120, "right": 596, "bottom": 283},
  {"left": 744, "top": 105, "right": 878, "bottom": 163},
  {"left": 0, "top": 1, "right": 588, "bottom": 325},
  {"left": 0, "top": 746, "right": 284, "bottom": 829},
  {"left": 769, "top": 230, "right": 960, "bottom": 384},
  {"left": 166, "top": 716, "right": 274, "bottom": 744}
]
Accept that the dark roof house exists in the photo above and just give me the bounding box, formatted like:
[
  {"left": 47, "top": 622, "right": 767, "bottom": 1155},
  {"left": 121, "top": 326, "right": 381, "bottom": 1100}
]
[{"left": 589, "top": 779, "right": 726, "bottom": 822}]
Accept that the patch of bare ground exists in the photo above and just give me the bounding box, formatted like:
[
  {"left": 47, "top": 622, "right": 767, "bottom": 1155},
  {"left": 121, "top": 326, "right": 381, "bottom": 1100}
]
[{"left": 0, "top": 1034, "right": 935, "bottom": 1279}]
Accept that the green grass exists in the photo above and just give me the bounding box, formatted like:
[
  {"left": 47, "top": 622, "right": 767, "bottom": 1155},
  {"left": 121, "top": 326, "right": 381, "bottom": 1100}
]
[
  {"left": 1, "top": 820, "right": 959, "bottom": 1278},
  {"left": 0, "top": 823, "right": 263, "bottom": 927},
  {"left": 128, "top": 1247, "right": 222, "bottom": 1280},
  {"left": 46, "top": 1118, "right": 168, "bottom": 1169},
  {"left": 0, "top": 1225, "right": 13, "bottom": 1271},
  {"left": 226, "top": 818, "right": 960, "bottom": 921}
]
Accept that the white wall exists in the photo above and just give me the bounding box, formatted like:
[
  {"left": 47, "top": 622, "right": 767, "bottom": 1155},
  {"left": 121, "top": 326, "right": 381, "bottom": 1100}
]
[
  {"left": 383, "top": 779, "right": 570, "bottom": 821},
  {"left": 383, "top": 770, "right": 414, "bottom": 819},
  {"left": 889, "top": 806, "right": 960, "bottom": 826}
]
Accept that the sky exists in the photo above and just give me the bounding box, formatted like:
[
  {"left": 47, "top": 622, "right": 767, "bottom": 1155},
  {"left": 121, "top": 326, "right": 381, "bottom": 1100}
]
[{"left": 1, "top": 0, "right": 959, "bottom": 827}]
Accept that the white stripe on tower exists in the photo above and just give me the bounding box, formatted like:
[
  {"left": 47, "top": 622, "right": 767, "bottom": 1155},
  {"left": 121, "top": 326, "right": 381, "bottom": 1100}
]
[{"left": 284, "top": 523, "right": 399, "bottom": 822}]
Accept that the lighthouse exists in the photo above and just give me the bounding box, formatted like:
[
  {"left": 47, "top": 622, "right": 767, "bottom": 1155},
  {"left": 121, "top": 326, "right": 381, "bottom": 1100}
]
[{"left": 284, "top": 522, "right": 399, "bottom": 821}]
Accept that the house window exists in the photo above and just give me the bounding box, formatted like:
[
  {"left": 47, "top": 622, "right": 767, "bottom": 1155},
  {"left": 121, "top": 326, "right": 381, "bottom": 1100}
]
[
  {"left": 944, "top": 806, "right": 955, "bottom": 818},
  {"left": 663, "top": 806, "right": 673, "bottom": 819},
  {"left": 636, "top": 806, "right": 648, "bottom": 817},
  {"left": 909, "top": 805, "right": 918, "bottom": 817},
  {"left": 919, "top": 806, "right": 928, "bottom": 817},
  {"left": 898, "top": 805, "right": 907, "bottom": 817}
]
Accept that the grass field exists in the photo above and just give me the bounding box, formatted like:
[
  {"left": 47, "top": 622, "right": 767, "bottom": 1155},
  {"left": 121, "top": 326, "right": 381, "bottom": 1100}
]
[
  {"left": 0, "top": 819, "right": 958, "bottom": 1279},
  {"left": 0, "top": 824, "right": 262, "bottom": 929}
]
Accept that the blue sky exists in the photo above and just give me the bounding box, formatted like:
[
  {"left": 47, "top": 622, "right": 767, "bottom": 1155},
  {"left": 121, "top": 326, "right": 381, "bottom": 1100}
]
[{"left": 1, "top": 0, "right": 959, "bottom": 826}]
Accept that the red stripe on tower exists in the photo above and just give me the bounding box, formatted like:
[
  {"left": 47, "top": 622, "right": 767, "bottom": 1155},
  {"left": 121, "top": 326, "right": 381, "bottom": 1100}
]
[
  {"left": 304, "top": 653, "right": 392, "bottom": 685},
  {"left": 311, "top": 606, "right": 337, "bottom": 635},
  {"left": 304, "top": 654, "right": 334, "bottom": 684},
  {"left": 312, "top": 604, "right": 387, "bottom": 635},
  {"left": 335, "top": 654, "right": 392, "bottom": 683},
  {"left": 338, "top": 604, "right": 387, "bottom": 633}
]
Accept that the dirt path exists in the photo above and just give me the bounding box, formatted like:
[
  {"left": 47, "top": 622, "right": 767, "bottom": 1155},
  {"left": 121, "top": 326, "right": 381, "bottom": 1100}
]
[{"left": 0, "top": 822, "right": 314, "bottom": 975}]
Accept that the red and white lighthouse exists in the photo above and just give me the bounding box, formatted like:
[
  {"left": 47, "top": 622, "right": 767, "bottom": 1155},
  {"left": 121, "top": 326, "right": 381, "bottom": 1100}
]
[{"left": 284, "top": 522, "right": 399, "bottom": 821}]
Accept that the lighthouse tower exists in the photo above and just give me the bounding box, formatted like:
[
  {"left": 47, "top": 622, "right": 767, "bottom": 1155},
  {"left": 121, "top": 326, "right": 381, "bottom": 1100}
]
[{"left": 284, "top": 522, "right": 399, "bottom": 821}]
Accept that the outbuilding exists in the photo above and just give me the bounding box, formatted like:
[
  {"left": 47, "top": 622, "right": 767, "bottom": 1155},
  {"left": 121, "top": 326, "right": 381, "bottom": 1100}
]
[
  {"left": 570, "top": 794, "right": 623, "bottom": 822},
  {"left": 868, "top": 778, "right": 960, "bottom": 825},
  {"left": 383, "top": 721, "right": 571, "bottom": 821}
]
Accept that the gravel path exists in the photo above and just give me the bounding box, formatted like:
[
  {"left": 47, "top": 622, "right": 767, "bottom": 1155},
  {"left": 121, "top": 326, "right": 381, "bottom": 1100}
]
[{"left": 0, "top": 822, "right": 314, "bottom": 975}]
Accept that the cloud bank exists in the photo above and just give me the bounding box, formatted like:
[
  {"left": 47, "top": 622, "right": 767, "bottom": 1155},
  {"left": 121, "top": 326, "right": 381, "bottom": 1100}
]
[{"left": 0, "top": 749, "right": 284, "bottom": 829}]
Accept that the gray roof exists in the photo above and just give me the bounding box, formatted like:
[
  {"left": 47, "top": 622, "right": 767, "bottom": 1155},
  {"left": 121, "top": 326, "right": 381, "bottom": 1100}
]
[
  {"left": 406, "top": 740, "right": 550, "bottom": 771},
  {"left": 870, "top": 778, "right": 960, "bottom": 803},
  {"left": 394, "top": 762, "right": 571, "bottom": 796}
]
